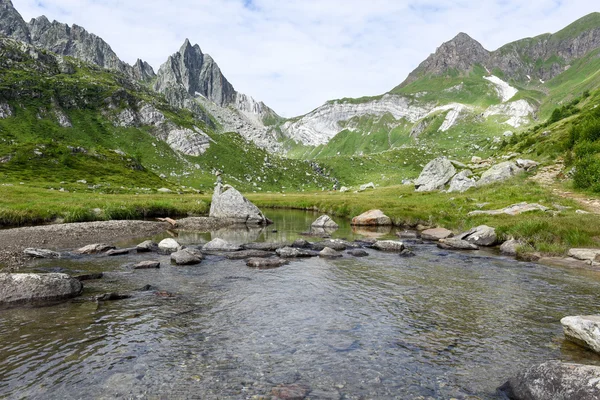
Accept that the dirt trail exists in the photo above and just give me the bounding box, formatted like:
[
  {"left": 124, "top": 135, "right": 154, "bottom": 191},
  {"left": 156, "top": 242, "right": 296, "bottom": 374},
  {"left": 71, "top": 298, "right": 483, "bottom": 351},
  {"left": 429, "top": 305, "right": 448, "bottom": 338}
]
[{"left": 530, "top": 162, "right": 600, "bottom": 214}]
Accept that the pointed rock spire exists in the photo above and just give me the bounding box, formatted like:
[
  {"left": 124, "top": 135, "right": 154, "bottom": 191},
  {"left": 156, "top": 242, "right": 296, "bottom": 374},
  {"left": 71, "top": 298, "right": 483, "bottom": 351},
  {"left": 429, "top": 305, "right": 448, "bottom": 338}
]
[{"left": 0, "top": 0, "right": 31, "bottom": 43}]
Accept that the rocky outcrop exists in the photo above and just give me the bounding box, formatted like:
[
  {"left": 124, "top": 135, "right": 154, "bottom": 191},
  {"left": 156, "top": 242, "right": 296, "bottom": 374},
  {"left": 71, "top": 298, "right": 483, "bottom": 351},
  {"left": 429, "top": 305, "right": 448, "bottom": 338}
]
[
  {"left": 478, "top": 162, "right": 524, "bottom": 186},
  {"left": 0, "top": 0, "right": 31, "bottom": 44},
  {"left": 351, "top": 209, "right": 392, "bottom": 226},
  {"left": 165, "top": 127, "right": 211, "bottom": 156},
  {"left": 499, "top": 361, "right": 600, "bottom": 400},
  {"left": 414, "top": 157, "right": 456, "bottom": 192},
  {"left": 468, "top": 202, "right": 549, "bottom": 216},
  {"left": 209, "top": 183, "right": 270, "bottom": 225},
  {"left": 0, "top": 273, "right": 82, "bottom": 305},
  {"left": 561, "top": 315, "right": 600, "bottom": 354},
  {"left": 456, "top": 225, "right": 497, "bottom": 246}
]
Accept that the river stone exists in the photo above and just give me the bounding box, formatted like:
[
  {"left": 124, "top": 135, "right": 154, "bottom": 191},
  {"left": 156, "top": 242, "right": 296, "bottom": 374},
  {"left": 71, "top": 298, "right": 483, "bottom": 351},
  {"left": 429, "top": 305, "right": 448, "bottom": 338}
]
[
  {"left": 136, "top": 240, "right": 158, "bottom": 253},
  {"left": 438, "top": 238, "right": 479, "bottom": 250},
  {"left": 319, "top": 247, "right": 343, "bottom": 258},
  {"left": 447, "top": 169, "right": 477, "bottom": 193},
  {"left": 0, "top": 273, "right": 82, "bottom": 305},
  {"left": 23, "top": 248, "right": 61, "bottom": 259},
  {"left": 501, "top": 239, "right": 520, "bottom": 256},
  {"left": 456, "top": 225, "right": 497, "bottom": 246},
  {"left": 371, "top": 240, "right": 405, "bottom": 252},
  {"left": 567, "top": 248, "right": 600, "bottom": 263},
  {"left": 171, "top": 250, "right": 203, "bottom": 265},
  {"left": 292, "top": 238, "right": 312, "bottom": 248},
  {"left": 561, "top": 315, "right": 600, "bottom": 354},
  {"left": 106, "top": 248, "right": 134, "bottom": 256},
  {"left": 209, "top": 183, "right": 269, "bottom": 225},
  {"left": 421, "top": 228, "right": 453, "bottom": 241},
  {"left": 348, "top": 249, "right": 369, "bottom": 257},
  {"left": 351, "top": 209, "right": 392, "bottom": 226},
  {"left": 477, "top": 161, "right": 524, "bottom": 186},
  {"left": 158, "top": 238, "right": 181, "bottom": 254},
  {"left": 246, "top": 257, "right": 289, "bottom": 269},
  {"left": 225, "top": 250, "right": 273, "bottom": 259},
  {"left": 203, "top": 238, "right": 241, "bottom": 252},
  {"left": 311, "top": 215, "right": 339, "bottom": 229},
  {"left": 242, "top": 242, "right": 287, "bottom": 251},
  {"left": 414, "top": 157, "right": 456, "bottom": 192},
  {"left": 276, "top": 247, "right": 319, "bottom": 258},
  {"left": 133, "top": 261, "right": 161, "bottom": 269},
  {"left": 499, "top": 361, "right": 600, "bottom": 400},
  {"left": 311, "top": 239, "right": 349, "bottom": 251},
  {"left": 75, "top": 243, "right": 115, "bottom": 254},
  {"left": 399, "top": 249, "right": 416, "bottom": 257}
]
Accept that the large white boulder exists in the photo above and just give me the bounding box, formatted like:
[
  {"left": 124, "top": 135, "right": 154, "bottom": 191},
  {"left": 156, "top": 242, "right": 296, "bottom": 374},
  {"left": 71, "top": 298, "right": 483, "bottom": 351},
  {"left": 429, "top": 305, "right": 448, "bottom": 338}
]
[
  {"left": 561, "top": 315, "right": 600, "bottom": 354},
  {"left": 477, "top": 161, "right": 524, "bottom": 186},
  {"left": 414, "top": 157, "right": 456, "bottom": 192},
  {"left": 311, "top": 215, "right": 339, "bottom": 229},
  {"left": 456, "top": 225, "right": 497, "bottom": 246},
  {"left": 210, "top": 183, "right": 269, "bottom": 225},
  {"left": 0, "top": 273, "right": 82, "bottom": 305}
]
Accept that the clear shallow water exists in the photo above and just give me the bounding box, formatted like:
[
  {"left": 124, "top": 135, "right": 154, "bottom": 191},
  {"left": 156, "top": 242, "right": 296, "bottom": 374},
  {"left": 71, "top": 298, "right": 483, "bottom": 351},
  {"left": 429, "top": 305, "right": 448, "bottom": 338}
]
[{"left": 1, "top": 210, "right": 600, "bottom": 399}]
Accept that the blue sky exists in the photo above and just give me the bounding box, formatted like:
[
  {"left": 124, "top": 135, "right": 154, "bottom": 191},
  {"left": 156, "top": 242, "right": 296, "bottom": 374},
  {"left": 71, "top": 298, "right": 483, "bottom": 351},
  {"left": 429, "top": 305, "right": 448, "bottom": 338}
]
[{"left": 13, "top": 0, "right": 600, "bottom": 117}]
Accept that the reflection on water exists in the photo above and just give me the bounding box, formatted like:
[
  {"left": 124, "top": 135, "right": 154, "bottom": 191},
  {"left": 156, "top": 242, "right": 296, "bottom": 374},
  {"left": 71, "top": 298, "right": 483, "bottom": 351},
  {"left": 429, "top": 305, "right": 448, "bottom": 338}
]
[{"left": 1, "top": 209, "right": 600, "bottom": 399}]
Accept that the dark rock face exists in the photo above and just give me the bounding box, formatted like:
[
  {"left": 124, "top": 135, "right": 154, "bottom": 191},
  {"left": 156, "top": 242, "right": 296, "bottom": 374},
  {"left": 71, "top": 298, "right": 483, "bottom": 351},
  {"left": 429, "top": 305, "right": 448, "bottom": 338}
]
[
  {"left": 0, "top": 273, "right": 82, "bottom": 305},
  {"left": 499, "top": 361, "right": 600, "bottom": 400}
]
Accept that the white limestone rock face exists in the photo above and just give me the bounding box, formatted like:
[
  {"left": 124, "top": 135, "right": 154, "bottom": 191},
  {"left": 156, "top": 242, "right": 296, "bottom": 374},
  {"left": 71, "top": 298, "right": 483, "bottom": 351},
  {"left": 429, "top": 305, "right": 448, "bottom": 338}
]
[
  {"left": 477, "top": 161, "right": 524, "bottom": 186},
  {"left": 483, "top": 75, "right": 518, "bottom": 102},
  {"left": 0, "top": 273, "right": 82, "bottom": 305},
  {"left": 414, "top": 157, "right": 456, "bottom": 192},
  {"left": 483, "top": 100, "right": 535, "bottom": 128},
  {"left": 55, "top": 109, "right": 72, "bottom": 127},
  {"left": 139, "top": 103, "right": 166, "bottom": 126},
  {"left": 561, "top": 315, "right": 600, "bottom": 354},
  {"left": 209, "top": 183, "right": 269, "bottom": 225},
  {"left": 448, "top": 170, "right": 477, "bottom": 193},
  {"left": 166, "top": 128, "right": 211, "bottom": 156}
]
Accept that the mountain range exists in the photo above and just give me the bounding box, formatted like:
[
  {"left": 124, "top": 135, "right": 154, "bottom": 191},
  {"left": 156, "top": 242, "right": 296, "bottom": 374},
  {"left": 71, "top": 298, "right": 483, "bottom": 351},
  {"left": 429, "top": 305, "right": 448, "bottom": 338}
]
[{"left": 1, "top": 0, "right": 600, "bottom": 190}]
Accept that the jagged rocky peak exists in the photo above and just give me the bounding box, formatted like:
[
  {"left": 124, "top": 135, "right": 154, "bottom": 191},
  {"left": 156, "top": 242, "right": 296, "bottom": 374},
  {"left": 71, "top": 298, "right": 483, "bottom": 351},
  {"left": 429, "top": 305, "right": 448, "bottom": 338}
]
[
  {"left": 133, "top": 59, "right": 156, "bottom": 81},
  {"left": 154, "top": 39, "right": 236, "bottom": 106},
  {"left": 0, "top": 0, "right": 31, "bottom": 43}
]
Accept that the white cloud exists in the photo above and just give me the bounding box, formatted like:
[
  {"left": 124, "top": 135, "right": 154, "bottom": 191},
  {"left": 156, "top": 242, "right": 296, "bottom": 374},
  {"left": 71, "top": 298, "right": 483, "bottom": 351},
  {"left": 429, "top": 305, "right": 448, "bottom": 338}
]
[{"left": 12, "top": 0, "right": 600, "bottom": 117}]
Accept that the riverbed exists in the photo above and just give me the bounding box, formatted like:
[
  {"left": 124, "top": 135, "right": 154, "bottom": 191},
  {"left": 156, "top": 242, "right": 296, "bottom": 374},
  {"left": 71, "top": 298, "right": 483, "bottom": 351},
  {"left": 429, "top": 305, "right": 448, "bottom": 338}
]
[{"left": 1, "top": 210, "right": 600, "bottom": 399}]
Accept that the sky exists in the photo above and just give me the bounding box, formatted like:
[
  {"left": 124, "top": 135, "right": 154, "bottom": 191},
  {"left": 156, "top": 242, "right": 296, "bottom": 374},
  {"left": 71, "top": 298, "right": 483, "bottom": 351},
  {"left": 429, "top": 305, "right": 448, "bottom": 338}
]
[{"left": 12, "top": 0, "right": 600, "bottom": 117}]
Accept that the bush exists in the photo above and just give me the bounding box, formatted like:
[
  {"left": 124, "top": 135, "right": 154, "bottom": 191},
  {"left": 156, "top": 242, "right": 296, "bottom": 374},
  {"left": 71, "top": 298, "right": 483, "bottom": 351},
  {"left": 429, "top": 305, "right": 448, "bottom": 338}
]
[{"left": 573, "top": 156, "right": 600, "bottom": 192}]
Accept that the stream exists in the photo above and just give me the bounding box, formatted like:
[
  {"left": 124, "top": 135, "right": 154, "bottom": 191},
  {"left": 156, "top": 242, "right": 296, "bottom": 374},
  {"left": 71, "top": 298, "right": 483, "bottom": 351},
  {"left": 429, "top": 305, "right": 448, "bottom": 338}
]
[{"left": 1, "top": 209, "right": 600, "bottom": 399}]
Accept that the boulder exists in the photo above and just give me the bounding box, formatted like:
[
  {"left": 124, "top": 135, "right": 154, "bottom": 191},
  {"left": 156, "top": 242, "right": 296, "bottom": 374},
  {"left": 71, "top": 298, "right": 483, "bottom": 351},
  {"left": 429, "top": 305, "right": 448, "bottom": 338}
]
[
  {"left": 242, "top": 242, "right": 287, "bottom": 251},
  {"left": 311, "top": 215, "right": 339, "bottom": 229},
  {"left": 438, "top": 238, "right": 478, "bottom": 250},
  {"left": 448, "top": 170, "right": 477, "bottom": 193},
  {"left": 351, "top": 209, "right": 392, "bottom": 226},
  {"left": 225, "top": 250, "right": 273, "bottom": 260},
  {"left": 311, "top": 239, "right": 349, "bottom": 251},
  {"left": 276, "top": 247, "right": 319, "bottom": 258},
  {"left": 106, "top": 248, "right": 134, "bottom": 256},
  {"left": 421, "top": 228, "right": 453, "bottom": 241},
  {"left": 209, "top": 183, "right": 269, "bottom": 225},
  {"left": 75, "top": 243, "right": 115, "bottom": 254},
  {"left": 456, "top": 225, "right": 497, "bottom": 246},
  {"left": 399, "top": 249, "right": 416, "bottom": 257},
  {"left": 23, "top": 248, "right": 61, "bottom": 259},
  {"left": 171, "top": 250, "right": 203, "bottom": 265},
  {"left": 567, "top": 248, "right": 600, "bottom": 263},
  {"left": 561, "top": 315, "right": 600, "bottom": 354},
  {"left": 468, "top": 202, "right": 549, "bottom": 216},
  {"left": 319, "top": 247, "right": 343, "bottom": 258},
  {"left": 500, "top": 239, "right": 520, "bottom": 256},
  {"left": 359, "top": 182, "right": 375, "bottom": 191},
  {"left": 414, "top": 157, "right": 456, "bottom": 192},
  {"left": 371, "top": 240, "right": 405, "bottom": 252},
  {"left": 203, "top": 238, "right": 241, "bottom": 252},
  {"left": 477, "top": 161, "right": 524, "bottom": 186},
  {"left": 158, "top": 238, "right": 181, "bottom": 254},
  {"left": 499, "top": 361, "right": 600, "bottom": 400},
  {"left": 516, "top": 159, "right": 539, "bottom": 171},
  {"left": 246, "top": 257, "right": 289, "bottom": 269},
  {"left": 348, "top": 249, "right": 369, "bottom": 257},
  {"left": 292, "top": 239, "right": 312, "bottom": 248},
  {"left": 136, "top": 240, "right": 158, "bottom": 253},
  {"left": 0, "top": 273, "right": 82, "bottom": 305},
  {"left": 133, "top": 261, "right": 161, "bottom": 269}
]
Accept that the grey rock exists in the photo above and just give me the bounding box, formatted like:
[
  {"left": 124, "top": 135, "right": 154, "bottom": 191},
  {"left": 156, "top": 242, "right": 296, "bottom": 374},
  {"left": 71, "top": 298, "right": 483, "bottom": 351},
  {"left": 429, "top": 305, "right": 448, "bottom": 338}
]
[
  {"left": 477, "top": 161, "right": 524, "bottom": 186},
  {"left": 348, "top": 249, "right": 369, "bottom": 257},
  {"left": 371, "top": 240, "right": 405, "bottom": 252},
  {"left": 23, "top": 248, "right": 60, "bottom": 259},
  {"left": 438, "top": 238, "right": 479, "bottom": 250},
  {"left": 311, "top": 215, "right": 339, "bottom": 229},
  {"left": 171, "top": 250, "right": 203, "bottom": 265},
  {"left": 166, "top": 127, "right": 211, "bottom": 156},
  {"left": 106, "top": 248, "right": 134, "bottom": 256},
  {"left": 276, "top": 247, "right": 319, "bottom": 258},
  {"left": 414, "top": 157, "right": 456, "bottom": 192},
  {"left": 499, "top": 361, "right": 600, "bottom": 400},
  {"left": 242, "top": 242, "right": 287, "bottom": 251},
  {"left": 246, "top": 257, "right": 289, "bottom": 269},
  {"left": 500, "top": 239, "right": 520, "bottom": 256},
  {"left": 202, "top": 238, "right": 241, "bottom": 252},
  {"left": 136, "top": 240, "right": 158, "bottom": 253},
  {"left": 75, "top": 243, "right": 116, "bottom": 254},
  {"left": 0, "top": 0, "right": 31, "bottom": 43},
  {"left": 421, "top": 228, "right": 453, "bottom": 241},
  {"left": 468, "top": 202, "right": 549, "bottom": 216},
  {"left": 0, "top": 103, "right": 13, "bottom": 119},
  {"left": 158, "top": 238, "right": 181, "bottom": 254},
  {"left": 448, "top": 169, "right": 477, "bottom": 193},
  {"left": 133, "top": 261, "right": 161, "bottom": 270},
  {"left": 291, "top": 239, "right": 312, "bottom": 248},
  {"left": 359, "top": 182, "right": 375, "bottom": 191},
  {"left": 319, "top": 247, "right": 343, "bottom": 258},
  {"left": 311, "top": 239, "right": 349, "bottom": 251},
  {"left": 516, "top": 158, "right": 539, "bottom": 171},
  {"left": 0, "top": 273, "right": 82, "bottom": 305},
  {"left": 351, "top": 209, "right": 392, "bottom": 226},
  {"left": 225, "top": 250, "right": 273, "bottom": 259},
  {"left": 561, "top": 315, "right": 600, "bottom": 354},
  {"left": 567, "top": 248, "right": 600, "bottom": 263},
  {"left": 74, "top": 272, "right": 103, "bottom": 281},
  {"left": 399, "top": 249, "right": 417, "bottom": 257},
  {"left": 456, "top": 225, "right": 497, "bottom": 246},
  {"left": 209, "top": 183, "right": 269, "bottom": 225}
]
